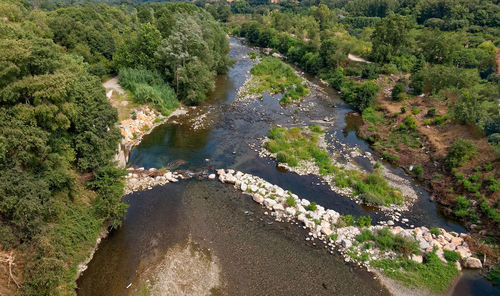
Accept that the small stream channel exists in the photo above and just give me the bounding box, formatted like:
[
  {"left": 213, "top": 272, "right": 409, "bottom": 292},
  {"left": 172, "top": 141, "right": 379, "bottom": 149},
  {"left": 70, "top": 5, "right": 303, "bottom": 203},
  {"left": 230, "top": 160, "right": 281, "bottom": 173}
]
[{"left": 77, "top": 38, "right": 499, "bottom": 295}]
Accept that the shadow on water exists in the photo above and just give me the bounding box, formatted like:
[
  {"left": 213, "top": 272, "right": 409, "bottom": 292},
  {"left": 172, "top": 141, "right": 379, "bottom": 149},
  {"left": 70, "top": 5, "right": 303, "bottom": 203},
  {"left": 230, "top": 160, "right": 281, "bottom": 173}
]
[{"left": 80, "top": 37, "right": 499, "bottom": 295}]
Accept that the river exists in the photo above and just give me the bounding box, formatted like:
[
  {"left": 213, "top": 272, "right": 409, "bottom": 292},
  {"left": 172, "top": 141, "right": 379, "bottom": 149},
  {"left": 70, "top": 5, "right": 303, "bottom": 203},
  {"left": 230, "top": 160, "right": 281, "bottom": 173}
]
[{"left": 77, "top": 38, "right": 499, "bottom": 295}]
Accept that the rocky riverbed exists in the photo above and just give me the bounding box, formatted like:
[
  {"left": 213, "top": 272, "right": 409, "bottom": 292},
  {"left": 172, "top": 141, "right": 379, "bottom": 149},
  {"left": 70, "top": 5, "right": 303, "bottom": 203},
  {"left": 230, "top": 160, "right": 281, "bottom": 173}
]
[
  {"left": 215, "top": 169, "right": 481, "bottom": 271},
  {"left": 123, "top": 168, "right": 480, "bottom": 273}
]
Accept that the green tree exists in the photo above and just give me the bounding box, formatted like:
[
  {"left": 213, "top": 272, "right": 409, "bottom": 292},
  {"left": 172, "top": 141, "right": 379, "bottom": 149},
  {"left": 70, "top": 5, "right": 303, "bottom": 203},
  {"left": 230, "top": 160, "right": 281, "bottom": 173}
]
[{"left": 371, "top": 14, "right": 414, "bottom": 63}]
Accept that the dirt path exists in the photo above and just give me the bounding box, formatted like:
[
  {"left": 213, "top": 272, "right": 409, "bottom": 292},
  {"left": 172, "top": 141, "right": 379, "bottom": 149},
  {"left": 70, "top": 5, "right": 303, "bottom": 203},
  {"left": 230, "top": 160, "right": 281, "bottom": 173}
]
[{"left": 102, "top": 77, "right": 137, "bottom": 121}]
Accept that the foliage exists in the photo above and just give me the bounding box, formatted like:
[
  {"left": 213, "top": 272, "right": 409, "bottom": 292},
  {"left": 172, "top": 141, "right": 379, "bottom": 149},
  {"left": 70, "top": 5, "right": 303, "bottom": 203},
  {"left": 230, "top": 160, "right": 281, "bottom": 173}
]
[
  {"left": 118, "top": 68, "right": 177, "bottom": 114},
  {"left": 356, "top": 216, "right": 372, "bottom": 227},
  {"left": 443, "top": 250, "right": 460, "bottom": 262},
  {"left": 342, "top": 80, "right": 379, "bottom": 112},
  {"left": 355, "top": 171, "right": 403, "bottom": 205},
  {"left": 370, "top": 15, "right": 414, "bottom": 63},
  {"left": 391, "top": 83, "right": 406, "bottom": 101},
  {"left": 286, "top": 196, "right": 296, "bottom": 207},
  {"left": 445, "top": 139, "right": 477, "bottom": 168}
]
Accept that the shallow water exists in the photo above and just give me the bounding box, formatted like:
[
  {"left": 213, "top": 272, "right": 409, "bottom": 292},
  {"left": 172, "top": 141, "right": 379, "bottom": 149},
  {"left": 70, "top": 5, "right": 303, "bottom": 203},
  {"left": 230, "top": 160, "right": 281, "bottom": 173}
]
[
  {"left": 78, "top": 181, "right": 391, "bottom": 295},
  {"left": 78, "top": 38, "right": 500, "bottom": 295}
]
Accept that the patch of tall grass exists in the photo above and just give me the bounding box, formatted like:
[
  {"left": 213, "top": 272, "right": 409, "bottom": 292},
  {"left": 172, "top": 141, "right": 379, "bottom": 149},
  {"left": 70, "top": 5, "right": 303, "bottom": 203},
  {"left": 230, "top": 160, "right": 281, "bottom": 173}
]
[{"left": 118, "top": 68, "right": 178, "bottom": 114}]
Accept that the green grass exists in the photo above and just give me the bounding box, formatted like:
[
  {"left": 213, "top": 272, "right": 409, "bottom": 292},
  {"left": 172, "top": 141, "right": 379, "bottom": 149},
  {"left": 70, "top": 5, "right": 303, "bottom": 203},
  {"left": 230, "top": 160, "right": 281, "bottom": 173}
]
[
  {"left": 356, "top": 228, "right": 419, "bottom": 257},
  {"left": 286, "top": 196, "right": 297, "bottom": 207},
  {"left": 371, "top": 252, "right": 459, "bottom": 293},
  {"left": 265, "top": 126, "right": 403, "bottom": 206},
  {"left": 246, "top": 56, "right": 309, "bottom": 103}
]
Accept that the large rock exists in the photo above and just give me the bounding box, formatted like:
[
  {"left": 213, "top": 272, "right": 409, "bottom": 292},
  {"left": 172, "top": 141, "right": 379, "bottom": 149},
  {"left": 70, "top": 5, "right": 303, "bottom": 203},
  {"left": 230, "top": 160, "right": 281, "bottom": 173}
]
[
  {"left": 252, "top": 194, "right": 264, "bottom": 204},
  {"left": 249, "top": 185, "right": 259, "bottom": 193},
  {"left": 321, "top": 220, "right": 333, "bottom": 236},
  {"left": 464, "top": 257, "right": 482, "bottom": 269},
  {"left": 341, "top": 239, "right": 352, "bottom": 248},
  {"left": 273, "top": 204, "right": 285, "bottom": 211},
  {"left": 264, "top": 198, "right": 277, "bottom": 208},
  {"left": 456, "top": 246, "right": 471, "bottom": 259},
  {"left": 418, "top": 239, "right": 431, "bottom": 250},
  {"left": 286, "top": 207, "right": 297, "bottom": 216},
  {"left": 411, "top": 254, "right": 423, "bottom": 264}
]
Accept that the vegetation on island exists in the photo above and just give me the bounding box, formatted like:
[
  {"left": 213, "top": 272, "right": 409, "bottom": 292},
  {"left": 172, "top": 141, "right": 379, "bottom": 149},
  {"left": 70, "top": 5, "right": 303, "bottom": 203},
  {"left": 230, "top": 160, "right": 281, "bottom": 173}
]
[
  {"left": 245, "top": 56, "right": 309, "bottom": 103},
  {"left": 264, "top": 126, "right": 402, "bottom": 206}
]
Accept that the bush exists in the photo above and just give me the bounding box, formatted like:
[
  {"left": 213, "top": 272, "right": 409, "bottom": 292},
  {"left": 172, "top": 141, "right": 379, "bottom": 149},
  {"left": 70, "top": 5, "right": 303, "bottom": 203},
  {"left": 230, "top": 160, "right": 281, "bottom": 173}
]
[
  {"left": 404, "top": 115, "right": 417, "bottom": 131},
  {"left": 392, "top": 83, "right": 406, "bottom": 101},
  {"left": 276, "top": 151, "right": 288, "bottom": 163},
  {"left": 356, "top": 229, "right": 375, "bottom": 242},
  {"left": 427, "top": 108, "right": 437, "bottom": 117},
  {"left": 343, "top": 80, "right": 379, "bottom": 111},
  {"left": 357, "top": 216, "right": 372, "bottom": 227},
  {"left": 118, "top": 68, "right": 178, "bottom": 114},
  {"left": 412, "top": 165, "right": 423, "bottom": 179},
  {"left": 445, "top": 139, "right": 477, "bottom": 168},
  {"left": 361, "top": 63, "right": 379, "bottom": 79}
]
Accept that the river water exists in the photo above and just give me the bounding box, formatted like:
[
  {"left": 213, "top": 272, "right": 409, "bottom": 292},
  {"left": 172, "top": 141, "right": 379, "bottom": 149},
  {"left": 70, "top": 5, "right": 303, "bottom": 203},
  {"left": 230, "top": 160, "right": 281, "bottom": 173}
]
[{"left": 77, "top": 38, "right": 499, "bottom": 295}]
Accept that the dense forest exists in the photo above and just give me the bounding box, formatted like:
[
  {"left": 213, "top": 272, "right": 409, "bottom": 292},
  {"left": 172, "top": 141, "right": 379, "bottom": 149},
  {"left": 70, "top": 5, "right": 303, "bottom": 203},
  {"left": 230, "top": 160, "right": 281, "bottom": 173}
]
[{"left": 0, "top": 0, "right": 229, "bottom": 294}]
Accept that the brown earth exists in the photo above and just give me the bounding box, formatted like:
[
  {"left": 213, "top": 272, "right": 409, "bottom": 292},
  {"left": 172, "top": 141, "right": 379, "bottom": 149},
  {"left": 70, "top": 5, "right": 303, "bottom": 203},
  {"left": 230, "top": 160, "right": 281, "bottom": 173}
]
[{"left": 358, "top": 75, "right": 500, "bottom": 268}]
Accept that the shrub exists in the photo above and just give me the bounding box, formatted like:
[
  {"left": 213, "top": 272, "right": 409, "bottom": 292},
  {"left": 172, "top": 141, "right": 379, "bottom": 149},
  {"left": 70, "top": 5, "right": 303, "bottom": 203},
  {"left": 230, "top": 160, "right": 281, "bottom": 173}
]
[
  {"left": 393, "top": 235, "right": 419, "bottom": 258},
  {"left": 392, "top": 83, "right": 406, "bottom": 101},
  {"left": 357, "top": 216, "right": 372, "bottom": 227},
  {"left": 338, "top": 215, "right": 355, "bottom": 227},
  {"left": 276, "top": 151, "right": 288, "bottom": 163},
  {"left": 427, "top": 108, "right": 437, "bottom": 117},
  {"left": 404, "top": 115, "right": 417, "bottom": 131},
  {"left": 361, "top": 63, "right": 379, "bottom": 79},
  {"left": 401, "top": 106, "right": 407, "bottom": 113},
  {"left": 309, "top": 124, "right": 323, "bottom": 133},
  {"left": 118, "top": 68, "right": 178, "bottom": 114},
  {"left": 445, "top": 139, "right": 477, "bottom": 168},
  {"left": 412, "top": 165, "right": 423, "bottom": 179},
  {"left": 412, "top": 107, "right": 420, "bottom": 115},
  {"left": 433, "top": 116, "right": 445, "bottom": 125},
  {"left": 356, "top": 229, "right": 375, "bottom": 242}
]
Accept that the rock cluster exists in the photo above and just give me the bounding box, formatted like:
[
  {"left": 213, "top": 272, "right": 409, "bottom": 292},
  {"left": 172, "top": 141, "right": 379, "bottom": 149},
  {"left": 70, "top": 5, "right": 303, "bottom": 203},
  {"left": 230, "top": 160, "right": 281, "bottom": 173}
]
[
  {"left": 120, "top": 106, "right": 164, "bottom": 145},
  {"left": 216, "top": 169, "right": 481, "bottom": 270},
  {"left": 124, "top": 168, "right": 181, "bottom": 194}
]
